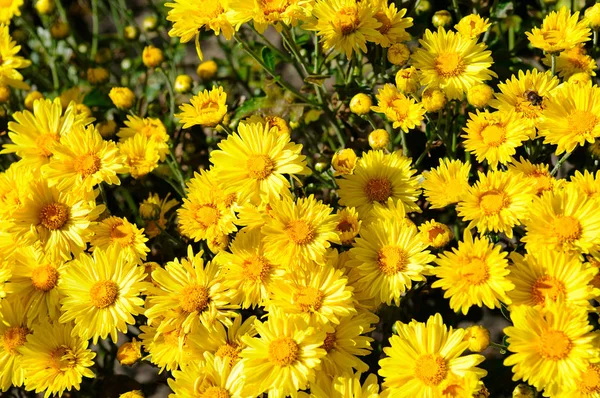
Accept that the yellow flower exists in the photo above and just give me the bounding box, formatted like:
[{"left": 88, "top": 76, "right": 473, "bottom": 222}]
[
  {"left": 368, "top": 128, "right": 390, "bottom": 149},
  {"left": 174, "top": 74, "right": 192, "bottom": 93},
  {"left": 0, "top": 297, "right": 30, "bottom": 391},
  {"left": 457, "top": 170, "right": 535, "bottom": 238},
  {"left": 24, "top": 90, "right": 43, "bottom": 109},
  {"left": 387, "top": 42, "right": 411, "bottom": 65},
  {"left": 526, "top": 7, "right": 591, "bottom": 53},
  {"left": 117, "top": 115, "right": 170, "bottom": 161},
  {"left": 560, "top": 362, "right": 600, "bottom": 397},
  {"left": 177, "top": 86, "right": 227, "bottom": 128},
  {"left": 0, "top": 84, "right": 9, "bottom": 103},
  {"left": 412, "top": 27, "right": 497, "bottom": 100},
  {"left": 120, "top": 391, "right": 144, "bottom": 398},
  {"left": 371, "top": 0, "right": 412, "bottom": 47},
  {"left": 569, "top": 71, "right": 593, "bottom": 86},
  {"left": 142, "top": 45, "right": 164, "bottom": 68},
  {"left": 166, "top": 0, "right": 233, "bottom": 46},
  {"left": 395, "top": 66, "right": 420, "bottom": 94},
  {"left": 334, "top": 206, "right": 361, "bottom": 245},
  {"left": 455, "top": 14, "right": 491, "bottom": 39},
  {"left": 197, "top": 60, "right": 219, "bottom": 79},
  {"left": 421, "top": 87, "right": 447, "bottom": 113},
  {"left": 570, "top": 169, "right": 600, "bottom": 203},
  {"left": 464, "top": 325, "right": 490, "bottom": 353},
  {"left": 118, "top": 133, "right": 161, "bottom": 179},
  {"left": 228, "top": 0, "right": 310, "bottom": 33},
  {"left": 332, "top": 148, "right": 358, "bottom": 175},
  {"left": 139, "top": 192, "right": 179, "bottom": 238},
  {"left": 584, "top": 3, "right": 600, "bottom": 29},
  {"left": 138, "top": 322, "right": 203, "bottom": 372},
  {"left": 98, "top": 119, "right": 117, "bottom": 138},
  {"left": 512, "top": 384, "right": 536, "bottom": 398},
  {"left": 117, "top": 338, "right": 143, "bottom": 366},
  {"left": 467, "top": 83, "right": 494, "bottom": 108},
  {"left": 0, "top": 0, "right": 23, "bottom": 24},
  {"left": 0, "top": 24, "right": 31, "bottom": 89},
  {"left": 418, "top": 220, "right": 453, "bottom": 248},
  {"left": 421, "top": 158, "right": 471, "bottom": 209},
  {"left": 507, "top": 157, "right": 556, "bottom": 196},
  {"left": 87, "top": 66, "right": 109, "bottom": 85},
  {"left": 35, "top": 0, "right": 55, "bottom": 15},
  {"left": 89, "top": 216, "right": 150, "bottom": 264},
  {"left": 109, "top": 87, "right": 136, "bottom": 109},
  {"left": 371, "top": 84, "right": 425, "bottom": 132},
  {"left": 349, "top": 93, "right": 373, "bottom": 115},
  {"left": 379, "top": 313, "right": 486, "bottom": 397},
  {"left": 0, "top": 163, "right": 33, "bottom": 221},
  {"left": 542, "top": 46, "right": 597, "bottom": 79}
]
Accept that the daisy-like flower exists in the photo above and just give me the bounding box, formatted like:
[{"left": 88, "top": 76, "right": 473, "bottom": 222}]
[
  {"left": 412, "top": 27, "right": 497, "bottom": 100},
  {"left": 559, "top": 362, "right": 600, "bottom": 397},
  {"left": 89, "top": 216, "right": 149, "bottom": 264},
  {"left": 0, "top": 297, "right": 30, "bottom": 392},
  {"left": 570, "top": 170, "right": 600, "bottom": 203},
  {"left": 507, "top": 157, "right": 556, "bottom": 196},
  {"left": 139, "top": 321, "right": 204, "bottom": 372},
  {"left": 117, "top": 115, "right": 170, "bottom": 161},
  {"left": 118, "top": 133, "right": 161, "bottom": 179},
  {"left": 228, "top": 0, "right": 311, "bottom": 33},
  {"left": 421, "top": 158, "right": 471, "bottom": 209},
  {"left": 542, "top": 46, "right": 597, "bottom": 79},
  {"left": 139, "top": 192, "right": 179, "bottom": 238},
  {"left": 522, "top": 184, "right": 600, "bottom": 254},
  {"left": 0, "top": 0, "right": 23, "bottom": 24},
  {"left": 338, "top": 150, "right": 421, "bottom": 217},
  {"left": 145, "top": 246, "right": 239, "bottom": 334},
  {"left": 347, "top": 218, "right": 434, "bottom": 306},
  {"left": 539, "top": 82, "right": 600, "bottom": 155},
  {"left": 20, "top": 322, "right": 95, "bottom": 398},
  {"left": 457, "top": 170, "right": 535, "bottom": 239},
  {"left": 462, "top": 110, "right": 532, "bottom": 168},
  {"left": 42, "top": 124, "right": 128, "bottom": 193},
  {"left": 371, "top": 0, "right": 412, "bottom": 47},
  {"left": 305, "top": 0, "right": 382, "bottom": 59},
  {"left": 455, "top": 14, "right": 491, "bottom": 39},
  {"left": 371, "top": 84, "right": 425, "bottom": 132},
  {"left": 431, "top": 230, "right": 514, "bottom": 315},
  {"left": 334, "top": 206, "right": 361, "bottom": 245},
  {"left": 504, "top": 301, "right": 599, "bottom": 395},
  {"left": 379, "top": 313, "right": 487, "bottom": 397},
  {"left": 59, "top": 246, "right": 146, "bottom": 343},
  {"left": 507, "top": 251, "right": 597, "bottom": 310},
  {"left": 233, "top": 310, "right": 327, "bottom": 397},
  {"left": 210, "top": 122, "right": 310, "bottom": 205},
  {"left": 0, "top": 24, "right": 31, "bottom": 89},
  {"left": 490, "top": 70, "right": 559, "bottom": 134},
  {"left": 418, "top": 220, "right": 453, "bottom": 248},
  {"left": 262, "top": 195, "right": 339, "bottom": 267},
  {"left": 177, "top": 86, "right": 227, "bottom": 128},
  {"left": 526, "top": 7, "right": 591, "bottom": 54}
]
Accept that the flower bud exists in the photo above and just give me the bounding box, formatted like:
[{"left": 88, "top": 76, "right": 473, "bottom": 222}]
[
  {"left": 50, "top": 21, "right": 70, "bottom": 39},
  {"left": 143, "top": 15, "right": 159, "bottom": 32},
  {"left": 0, "top": 85, "right": 10, "bottom": 103},
  {"left": 197, "top": 60, "right": 218, "bottom": 80},
  {"left": 368, "top": 129, "right": 390, "bottom": 150},
  {"left": 349, "top": 93, "right": 372, "bottom": 115},
  {"left": 208, "top": 233, "right": 229, "bottom": 254},
  {"left": 35, "top": 0, "right": 55, "bottom": 15},
  {"left": 98, "top": 120, "right": 117, "bottom": 138},
  {"left": 124, "top": 25, "right": 139, "bottom": 41},
  {"left": 25, "top": 91, "right": 44, "bottom": 110},
  {"left": 512, "top": 384, "right": 535, "bottom": 398},
  {"left": 120, "top": 391, "right": 144, "bottom": 398},
  {"left": 416, "top": 0, "right": 431, "bottom": 15},
  {"left": 464, "top": 325, "right": 490, "bottom": 352},
  {"left": 395, "top": 66, "right": 420, "bottom": 94},
  {"left": 585, "top": 4, "right": 600, "bottom": 29},
  {"left": 109, "top": 87, "right": 136, "bottom": 110},
  {"left": 142, "top": 45, "right": 164, "bottom": 68},
  {"left": 174, "top": 74, "right": 193, "bottom": 94},
  {"left": 87, "top": 67, "right": 109, "bottom": 85},
  {"left": 467, "top": 84, "right": 494, "bottom": 108},
  {"left": 432, "top": 10, "right": 452, "bottom": 28},
  {"left": 116, "top": 338, "right": 142, "bottom": 366},
  {"left": 332, "top": 148, "right": 358, "bottom": 176},
  {"left": 421, "top": 88, "right": 447, "bottom": 113},
  {"left": 387, "top": 43, "right": 410, "bottom": 66}
]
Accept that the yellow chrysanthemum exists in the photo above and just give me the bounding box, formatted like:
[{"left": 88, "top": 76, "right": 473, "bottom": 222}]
[
  {"left": 0, "top": 24, "right": 30, "bottom": 89},
  {"left": 0, "top": 297, "right": 30, "bottom": 392},
  {"left": 58, "top": 246, "right": 146, "bottom": 343},
  {"left": 379, "top": 313, "right": 486, "bottom": 397},
  {"left": 177, "top": 86, "right": 227, "bottom": 128},
  {"left": 309, "top": 371, "right": 381, "bottom": 397},
  {"left": 0, "top": 163, "right": 33, "bottom": 222},
  {"left": 118, "top": 133, "right": 161, "bottom": 179},
  {"left": 542, "top": 46, "right": 597, "bottom": 79},
  {"left": 20, "top": 322, "right": 95, "bottom": 398},
  {"left": 334, "top": 206, "right": 361, "bottom": 245},
  {"left": 421, "top": 158, "right": 471, "bottom": 209},
  {"left": 418, "top": 220, "right": 453, "bottom": 248},
  {"left": 210, "top": 122, "right": 310, "bottom": 205},
  {"left": 455, "top": 14, "right": 491, "bottom": 39},
  {"left": 89, "top": 216, "right": 150, "bottom": 264},
  {"left": 559, "top": 362, "right": 600, "bottom": 398},
  {"left": 431, "top": 230, "right": 514, "bottom": 315},
  {"left": 139, "top": 321, "right": 203, "bottom": 372},
  {"left": 507, "top": 157, "right": 556, "bottom": 196},
  {"left": 462, "top": 110, "right": 532, "bottom": 168},
  {"left": 412, "top": 27, "right": 497, "bottom": 100},
  {"left": 0, "top": 0, "right": 23, "bottom": 24},
  {"left": 507, "top": 251, "right": 597, "bottom": 310},
  {"left": 570, "top": 170, "right": 600, "bottom": 204},
  {"left": 228, "top": 0, "right": 311, "bottom": 33},
  {"left": 371, "top": 84, "right": 425, "bottom": 132},
  {"left": 526, "top": 7, "right": 591, "bottom": 53},
  {"left": 371, "top": 0, "right": 413, "bottom": 47},
  {"left": 456, "top": 170, "right": 535, "bottom": 238},
  {"left": 348, "top": 218, "right": 434, "bottom": 306},
  {"left": 117, "top": 115, "right": 170, "bottom": 161}
]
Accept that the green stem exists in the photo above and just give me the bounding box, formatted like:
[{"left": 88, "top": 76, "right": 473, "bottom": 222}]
[
  {"left": 551, "top": 152, "right": 572, "bottom": 176},
  {"left": 281, "top": 26, "right": 309, "bottom": 77},
  {"left": 489, "top": 342, "right": 508, "bottom": 352},
  {"left": 218, "top": 123, "right": 233, "bottom": 134},
  {"left": 551, "top": 53, "right": 557, "bottom": 76},
  {"left": 452, "top": 0, "right": 462, "bottom": 19},
  {"left": 156, "top": 68, "right": 176, "bottom": 126},
  {"left": 400, "top": 130, "right": 410, "bottom": 157},
  {"left": 166, "top": 150, "right": 187, "bottom": 194},
  {"left": 415, "top": 140, "right": 433, "bottom": 166},
  {"left": 91, "top": 0, "right": 99, "bottom": 60},
  {"left": 508, "top": 25, "right": 515, "bottom": 52}
]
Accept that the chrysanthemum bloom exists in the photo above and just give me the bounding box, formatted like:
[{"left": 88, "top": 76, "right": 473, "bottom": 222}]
[
  {"left": 395, "top": 67, "right": 420, "bottom": 94},
  {"left": 507, "top": 157, "right": 556, "bottom": 196},
  {"left": 0, "top": 24, "right": 31, "bottom": 89},
  {"left": 371, "top": 0, "right": 412, "bottom": 47},
  {"left": 311, "top": 371, "right": 381, "bottom": 397},
  {"left": 457, "top": 170, "right": 535, "bottom": 238},
  {"left": 0, "top": 298, "right": 30, "bottom": 391},
  {"left": 145, "top": 246, "right": 239, "bottom": 334},
  {"left": 20, "top": 322, "right": 95, "bottom": 398},
  {"left": 418, "top": 220, "right": 453, "bottom": 248},
  {"left": 118, "top": 116, "right": 169, "bottom": 160},
  {"left": 0, "top": 0, "right": 23, "bottom": 23},
  {"left": 412, "top": 27, "right": 497, "bottom": 100},
  {"left": 542, "top": 46, "right": 597, "bottom": 80},
  {"left": 139, "top": 192, "right": 179, "bottom": 238},
  {"left": 526, "top": 7, "right": 591, "bottom": 54},
  {"left": 421, "top": 88, "right": 447, "bottom": 113},
  {"left": 455, "top": 14, "right": 491, "bottom": 39},
  {"left": 338, "top": 150, "right": 421, "bottom": 217},
  {"left": 507, "top": 251, "right": 597, "bottom": 310},
  {"left": 305, "top": 0, "right": 382, "bottom": 59},
  {"left": 462, "top": 110, "right": 532, "bottom": 168},
  {"left": 228, "top": 0, "right": 310, "bottom": 33},
  {"left": 570, "top": 170, "right": 600, "bottom": 204},
  {"left": 109, "top": 87, "right": 136, "bottom": 110},
  {"left": 334, "top": 206, "right": 361, "bottom": 245},
  {"left": 89, "top": 216, "right": 150, "bottom": 264},
  {"left": 421, "top": 158, "right": 471, "bottom": 209},
  {"left": 332, "top": 148, "right": 358, "bottom": 175},
  {"left": 584, "top": 3, "right": 600, "bottom": 29},
  {"left": 538, "top": 82, "right": 600, "bottom": 155},
  {"left": 348, "top": 219, "right": 434, "bottom": 306},
  {"left": 262, "top": 195, "right": 339, "bottom": 267},
  {"left": 432, "top": 230, "right": 514, "bottom": 315},
  {"left": 504, "top": 301, "right": 599, "bottom": 395},
  {"left": 0, "top": 163, "right": 33, "bottom": 221},
  {"left": 139, "top": 321, "right": 204, "bottom": 372},
  {"left": 177, "top": 86, "right": 227, "bottom": 128},
  {"left": 362, "top": 197, "right": 415, "bottom": 228},
  {"left": 233, "top": 310, "right": 326, "bottom": 397},
  {"left": 560, "top": 362, "right": 600, "bottom": 397},
  {"left": 522, "top": 185, "right": 600, "bottom": 254},
  {"left": 118, "top": 133, "right": 161, "bottom": 178},
  {"left": 379, "top": 314, "right": 486, "bottom": 397},
  {"left": 371, "top": 84, "right": 425, "bottom": 131}
]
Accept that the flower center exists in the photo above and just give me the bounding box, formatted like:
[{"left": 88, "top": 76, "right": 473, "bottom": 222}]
[
  {"left": 552, "top": 215, "right": 582, "bottom": 245},
  {"left": 268, "top": 337, "right": 299, "bottom": 367},
  {"left": 377, "top": 246, "right": 408, "bottom": 276},
  {"left": 374, "top": 11, "right": 392, "bottom": 34},
  {"left": 532, "top": 275, "right": 566, "bottom": 305},
  {"left": 479, "top": 190, "right": 509, "bottom": 215},
  {"left": 567, "top": 110, "right": 598, "bottom": 138},
  {"left": 90, "top": 280, "right": 119, "bottom": 308},
  {"left": 246, "top": 154, "right": 275, "bottom": 180},
  {"left": 365, "top": 177, "right": 392, "bottom": 203},
  {"left": 215, "top": 342, "right": 241, "bottom": 362},
  {"left": 461, "top": 257, "right": 490, "bottom": 285},
  {"left": 334, "top": 7, "right": 360, "bottom": 35},
  {"left": 110, "top": 220, "right": 135, "bottom": 246},
  {"left": 49, "top": 345, "right": 77, "bottom": 370},
  {"left": 39, "top": 202, "right": 70, "bottom": 230},
  {"left": 434, "top": 52, "right": 465, "bottom": 78},
  {"left": 2, "top": 326, "right": 29, "bottom": 355},
  {"left": 322, "top": 332, "right": 336, "bottom": 352},
  {"left": 241, "top": 255, "right": 271, "bottom": 282},
  {"left": 294, "top": 286, "right": 324, "bottom": 312},
  {"left": 180, "top": 285, "right": 210, "bottom": 313},
  {"left": 201, "top": 387, "right": 230, "bottom": 398},
  {"left": 414, "top": 354, "right": 448, "bottom": 386},
  {"left": 285, "top": 219, "right": 315, "bottom": 245},
  {"left": 31, "top": 264, "right": 60, "bottom": 292},
  {"left": 74, "top": 152, "right": 101, "bottom": 177},
  {"left": 538, "top": 329, "right": 573, "bottom": 360},
  {"left": 580, "top": 365, "right": 600, "bottom": 394},
  {"left": 195, "top": 204, "right": 220, "bottom": 230},
  {"left": 35, "top": 133, "right": 60, "bottom": 157},
  {"left": 481, "top": 125, "right": 507, "bottom": 147}
]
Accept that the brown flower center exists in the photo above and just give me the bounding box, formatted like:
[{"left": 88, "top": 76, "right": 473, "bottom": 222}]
[
  {"left": 90, "top": 280, "right": 119, "bottom": 308},
  {"left": 246, "top": 154, "right": 275, "bottom": 180},
  {"left": 334, "top": 7, "right": 360, "bottom": 35},
  {"left": 285, "top": 219, "right": 315, "bottom": 245},
  {"left": 2, "top": 326, "right": 29, "bottom": 355},
  {"left": 294, "top": 286, "right": 324, "bottom": 312},
  {"left": 39, "top": 202, "right": 69, "bottom": 230},
  {"left": 180, "top": 285, "right": 210, "bottom": 313},
  {"left": 268, "top": 337, "right": 299, "bottom": 366},
  {"left": 377, "top": 246, "right": 408, "bottom": 276},
  {"left": 365, "top": 177, "right": 392, "bottom": 203}
]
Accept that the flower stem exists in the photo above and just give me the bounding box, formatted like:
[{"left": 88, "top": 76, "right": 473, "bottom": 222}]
[
  {"left": 551, "top": 152, "right": 572, "bottom": 176},
  {"left": 156, "top": 68, "right": 176, "bottom": 126},
  {"left": 550, "top": 53, "right": 557, "bottom": 76}
]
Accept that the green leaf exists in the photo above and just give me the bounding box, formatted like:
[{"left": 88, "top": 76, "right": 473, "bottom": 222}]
[
  {"left": 261, "top": 47, "right": 276, "bottom": 72},
  {"left": 83, "top": 88, "right": 112, "bottom": 108},
  {"left": 304, "top": 74, "right": 331, "bottom": 86},
  {"left": 232, "top": 97, "right": 271, "bottom": 124}
]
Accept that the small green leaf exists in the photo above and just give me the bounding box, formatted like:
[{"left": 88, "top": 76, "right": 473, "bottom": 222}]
[
  {"left": 304, "top": 74, "right": 331, "bottom": 86},
  {"left": 261, "top": 47, "right": 276, "bottom": 71},
  {"left": 233, "top": 97, "right": 271, "bottom": 124}
]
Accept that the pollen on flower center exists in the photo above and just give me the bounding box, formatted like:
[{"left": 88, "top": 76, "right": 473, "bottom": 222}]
[
  {"left": 568, "top": 110, "right": 598, "bottom": 137},
  {"left": 580, "top": 365, "right": 600, "bottom": 394},
  {"left": 39, "top": 202, "right": 70, "bottom": 230},
  {"left": 334, "top": 7, "right": 360, "bottom": 35},
  {"left": 479, "top": 190, "right": 509, "bottom": 215},
  {"left": 532, "top": 275, "right": 566, "bottom": 305},
  {"left": 216, "top": 342, "right": 241, "bottom": 361},
  {"left": 202, "top": 386, "right": 230, "bottom": 398},
  {"left": 268, "top": 337, "right": 299, "bottom": 367},
  {"left": 322, "top": 332, "right": 336, "bottom": 352},
  {"left": 195, "top": 204, "right": 220, "bottom": 229},
  {"left": 180, "top": 284, "right": 210, "bottom": 313},
  {"left": 35, "top": 132, "right": 60, "bottom": 157},
  {"left": 246, "top": 154, "right": 275, "bottom": 180},
  {"left": 374, "top": 11, "right": 392, "bottom": 34},
  {"left": 365, "top": 177, "right": 392, "bottom": 203},
  {"left": 294, "top": 286, "right": 324, "bottom": 312},
  {"left": 414, "top": 354, "right": 448, "bottom": 386},
  {"left": 481, "top": 125, "right": 507, "bottom": 147},
  {"left": 90, "top": 280, "right": 119, "bottom": 308},
  {"left": 74, "top": 152, "right": 102, "bottom": 177},
  {"left": 50, "top": 345, "right": 77, "bottom": 370},
  {"left": 31, "top": 264, "right": 60, "bottom": 292},
  {"left": 241, "top": 255, "right": 271, "bottom": 282},
  {"left": 434, "top": 52, "right": 465, "bottom": 78},
  {"left": 462, "top": 257, "right": 490, "bottom": 285},
  {"left": 552, "top": 215, "right": 582, "bottom": 244},
  {"left": 285, "top": 219, "right": 315, "bottom": 245},
  {"left": 2, "top": 326, "right": 29, "bottom": 355},
  {"left": 377, "top": 246, "right": 408, "bottom": 276},
  {"left": 539, "top": 329, "right": 573, "bottom": 360}
]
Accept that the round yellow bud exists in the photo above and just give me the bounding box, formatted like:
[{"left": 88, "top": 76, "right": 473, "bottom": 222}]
[
  {"left": 35, "top": 0, "right": 55, "bottom": 15},
  {"left": 142, "top": 45, "right": 164, "bottom": 68},
  {"left": 395, "top": 66, "right": 420, "bottom": 94},
  {"left": 512, "top": 384, "right": 535, "bottom": 398},
  {"left": 421, "top": 88, "right": 447, "bottom": 113},
  {"left": 120, "top": 391, "right": 144, "bottom": 398},
  {"left": 174, "top": 74, "right": 193, "bottom": 94},
  {"left": 124, "top": 25, "right": 139, "bottom": 41},
  {"left": 349, "top": 93, "right": 372, "bottom": 115},
  {"left": 87, "top": 67, "right": 109, "bottom": 85},
  {"left": 432, "top": 10, "right": 452, "bottom": 28},
  {"left": 24, "top": 91, "right": 44, "bottom": 110},
  {"left": 568, "top": 72, "right": 592, "bottom": 86},
  {"left": 264, "top": 115, "right": 291, "bottom": 136},
  {"left": 387, "top": 43, "right": 411, "bottom": 66},
  {"left": 0, "top": 85, "right": 10, "bottom": 103},
  {"left": 467, "top": 84, "right": 494, "bottom": 108},
  {"left": 368, "top": 129, "right": 390, "bottom": 150},
  {"left": 139, "top": 202, "right": 161, "bottom": 220},
  {"left": 143, "top": 15, "right": 159, "bottom": 32},
  {"left": 463, "top": 325, "right": 490, "bottom": 352},
  {"left": 197, "top": 60, "right": 218, "bottom": 80},
  {"left": 50, "top": 21, "right": 70, "bottom": 39},
  {"left": 416, "top": 0, "right": 431, "bottom": 15},
  {"left": 208, "top": 233, "right": 229, "bottom": 254},
  {"left": 95, "top": 48, "right": 113, "bottom": 65},
  {"left": 332, "top": 148, "right": 358, "bottom": 176},
  {"left": 585, "top": 4, "right": 600, "bottom": 29},
  {"left": 98, "top": 120, "right": 117, "bottom": 138},
  {"left": 109, "top": 87, "right": 136, "bottom": 110},
  {"left": 116, "top": 339, "right": 142, "bottom": 366}
]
